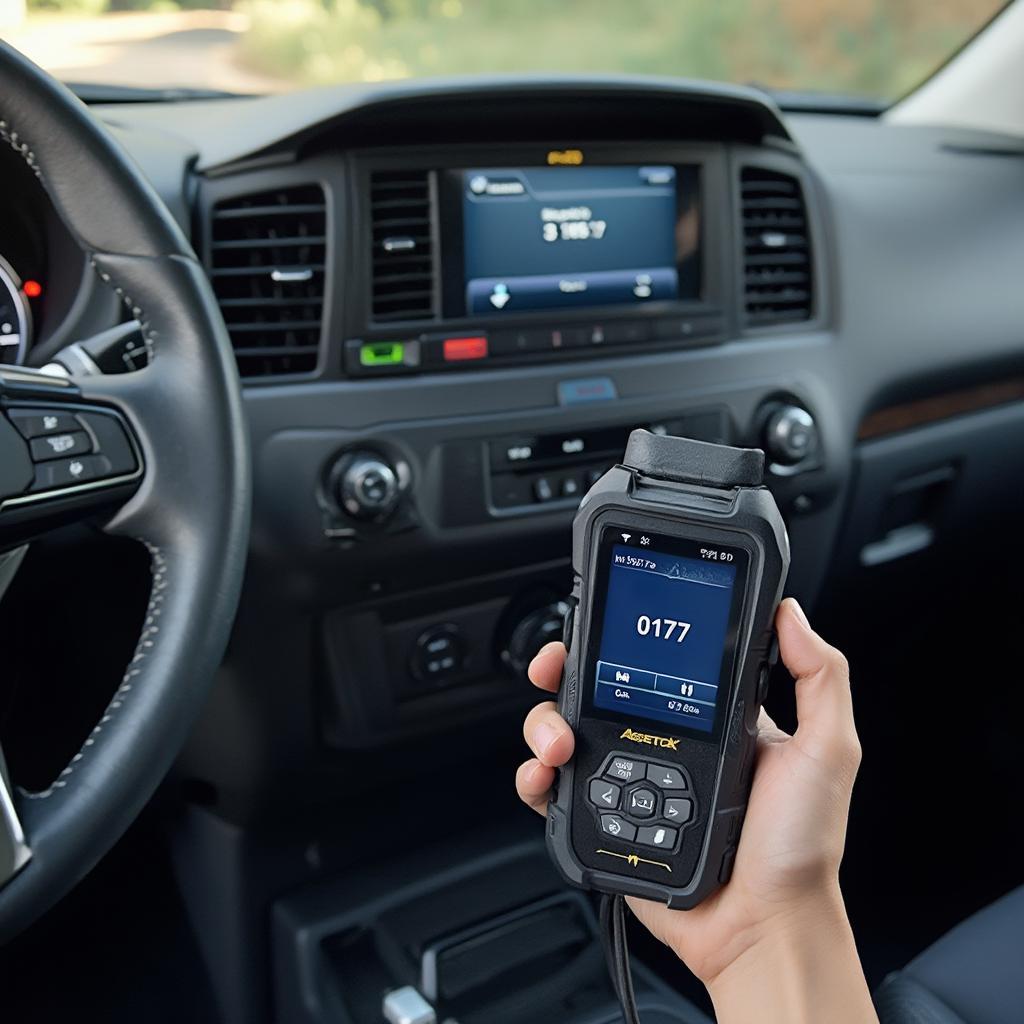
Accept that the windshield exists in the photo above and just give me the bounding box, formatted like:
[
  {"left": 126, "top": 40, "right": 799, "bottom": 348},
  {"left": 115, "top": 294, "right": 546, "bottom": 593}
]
[{"left": 0, "top": 0, "right": 1007, "bottom": 100}]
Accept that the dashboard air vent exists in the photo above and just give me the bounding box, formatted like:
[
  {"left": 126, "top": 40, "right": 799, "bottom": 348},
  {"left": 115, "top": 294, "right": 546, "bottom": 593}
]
[
  {"left": 369, "top": 170, "right": 435, "bottom": 322},
  {"left": 740, "top": 169, "right": 812, "bottom": 326},
  {"left": 208, "top": 184, "right": 326, "bottom": 378}
]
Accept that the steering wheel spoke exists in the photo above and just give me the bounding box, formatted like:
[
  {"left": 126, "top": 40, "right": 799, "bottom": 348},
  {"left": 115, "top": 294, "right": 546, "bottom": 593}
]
[
  {"left": 0, "top": 366, "right": 144, "bottom": 549},
  {"left": 0, "top": 751, "right": 30, "bottom": 891}
]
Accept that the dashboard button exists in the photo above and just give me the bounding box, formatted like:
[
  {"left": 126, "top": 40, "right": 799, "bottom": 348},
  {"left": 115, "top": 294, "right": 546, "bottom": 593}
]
[
  {"left": 560, "top": 477, "right": 581, "bottom": 498},
  {"left": 603, "top": 321, "right": 650, "bottom": 344},
  {"left": 443, "top": 336, "right": 488, "bottom": 362},
  {"left": 646, "top": 764, "right": 687, "bottom": 789},
  {"left": 550, "top": 327, "right": 588, "bottom": 349},
  {"left": 411, "top": 624, "right": 464, "bottom": 684},
  {"left": 636, "top": 824, "right": 677, "bottom": 849},
  {"left": 533, "top": 477, "right": 554, "bottom": 502},
  {"left": 29, "top": 430, "right": 91, "bottom": 462},
  {"left": 589, "top": 778, "right": 621, "bottom": 810},
  {"left": 491, "top": 328, "right": 550, "bottom": 355},
  {"left": 8, "top": 408, "right": 80, "bottom": 439},
  {"left": 653, "top": 317, "right": 718, "bottom": 343},
  {"left": 599, "top": 814, "right": 637, "bottom": 842}
]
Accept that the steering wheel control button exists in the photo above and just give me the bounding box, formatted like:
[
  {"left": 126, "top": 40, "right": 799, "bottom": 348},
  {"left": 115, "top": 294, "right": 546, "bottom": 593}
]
[
  {"left": 589, "top": 778, "right": 621, "bottom": 810},
  {"left": 411, "top": 625, "right": 464, "bottom": 683},
  {"left": 646, "top": 763, "right": 687, "bottom": 789},
  {"left": 599, "top": 814, "right": 637, "bottom": 842},
  {"left": 605, "top": 756, "right": 645, "bottom": 784},
  {"left": 8, "top": 408, "right": 80, "bottom": 439},
  {"left": 29, "top": 430, "right": 91, "bottom": 462},
  {"left": 636, "top": 824, "right": 677, "bottom": 849},
  {"left": 663, "top": 798, "right": 693, "bottom": 824},
  {"left": 0, "top": 414, "right": 33, "bottom": 497},
  {"left": 32, "top": 454, "right": 112, "bottom": 491},
  {"left": 73, "top": 411, "right": 140, "bottom": 475},
  {"left": 627, "top": 786, "right": 658, "bottom": 819}
]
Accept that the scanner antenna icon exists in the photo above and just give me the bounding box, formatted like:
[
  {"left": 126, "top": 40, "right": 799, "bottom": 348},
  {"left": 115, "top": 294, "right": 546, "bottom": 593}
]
[{"left": 621, "top": 533, "right": 632, "bottom": 542}]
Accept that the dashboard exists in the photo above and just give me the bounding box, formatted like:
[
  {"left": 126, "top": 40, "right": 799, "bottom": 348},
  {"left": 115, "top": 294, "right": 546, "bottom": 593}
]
[{"left": 5, "top": 75, "right": 1024, "bottom": 814}]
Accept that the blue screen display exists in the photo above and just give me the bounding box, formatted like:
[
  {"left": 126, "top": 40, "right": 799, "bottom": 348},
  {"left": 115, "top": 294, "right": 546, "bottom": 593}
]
[
  {"left": 593, "top": 544, "right": 738, "bottom": 733},
  {"left": 460, "top": 165, "right": 699, "bottom": 315}
]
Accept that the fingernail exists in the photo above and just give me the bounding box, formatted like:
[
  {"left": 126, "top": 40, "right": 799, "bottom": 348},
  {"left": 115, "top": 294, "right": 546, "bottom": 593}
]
[
  {"left": 789, "top": 599, "right": 811, "bottom": 628},
  {"left": 535, "top": 722, "right": 560, "bottom": 758}
]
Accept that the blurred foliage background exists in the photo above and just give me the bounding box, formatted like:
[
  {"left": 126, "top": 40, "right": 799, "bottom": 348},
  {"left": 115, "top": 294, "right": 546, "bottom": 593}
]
[{"left": 18, "top": 0, "right": 1007, "bottom": 98}]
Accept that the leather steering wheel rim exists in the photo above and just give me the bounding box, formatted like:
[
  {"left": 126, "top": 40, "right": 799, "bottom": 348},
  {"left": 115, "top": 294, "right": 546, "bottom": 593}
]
[{"left": 0, "top": 43, "right": 250, "bottom": 939}]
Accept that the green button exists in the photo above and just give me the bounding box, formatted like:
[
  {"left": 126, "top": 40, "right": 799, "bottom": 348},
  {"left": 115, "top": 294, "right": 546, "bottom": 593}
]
[{"left": 360, "top": 342, "right": 404, "bottom": 367}]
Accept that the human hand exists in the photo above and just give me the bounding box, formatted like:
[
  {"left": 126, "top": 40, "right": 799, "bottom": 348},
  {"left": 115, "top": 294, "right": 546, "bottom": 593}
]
[{"left": 516, "top": 598, "right": 876, "bottom": 1022}]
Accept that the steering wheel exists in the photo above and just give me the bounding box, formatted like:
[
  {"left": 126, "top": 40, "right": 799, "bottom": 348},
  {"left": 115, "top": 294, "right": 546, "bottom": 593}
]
[{"left": 0, "top": 44, "right": 250, "bottom": 939}]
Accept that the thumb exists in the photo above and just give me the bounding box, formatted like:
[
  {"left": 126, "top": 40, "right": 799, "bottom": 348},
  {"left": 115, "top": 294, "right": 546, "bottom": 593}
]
[{"left": 776, "top": 599, "right": 861, "bottom": 774}]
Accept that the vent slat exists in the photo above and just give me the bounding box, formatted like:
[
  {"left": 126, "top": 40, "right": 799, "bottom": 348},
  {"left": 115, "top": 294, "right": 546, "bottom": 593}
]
[
  {"left": 205, "top": 183, "right": 326, "bottom": 377},
  {"left": 740, "top": 169, "right": 813, "bottom": 327},
  {"left": 212, "top": 203, "right": 324, "bottom": 221},
  {"left": 210, "top": 264, "right": 325, "bottom": 278},
  {"left": 370, "top": 170, "right": 436, "bottom": 323},
  {"left": 211, "top": 235, "right": 327, "bottom": 251}
]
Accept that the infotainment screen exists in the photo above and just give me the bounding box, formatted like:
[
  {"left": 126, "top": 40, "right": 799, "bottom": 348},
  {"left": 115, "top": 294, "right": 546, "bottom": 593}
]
[{"left": 450, "top": 165, "right": 700, "bottom": 316}]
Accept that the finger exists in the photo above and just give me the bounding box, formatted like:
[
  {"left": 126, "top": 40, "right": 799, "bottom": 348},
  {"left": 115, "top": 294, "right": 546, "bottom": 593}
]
[
  {"left": 528, "top": 641, "right": 566, "bottom": 693},
  {"left": 775, "top": 598, "right": 861, "bottom": 771},
  {"left": 516, "top": 758, "right": 555, "bottom": 815},
  {"left": 523, "top": 700, "right": 575, "bottom": 767},
  {"left": 756, "top": 706, "right": 790, "bottom": 745}
]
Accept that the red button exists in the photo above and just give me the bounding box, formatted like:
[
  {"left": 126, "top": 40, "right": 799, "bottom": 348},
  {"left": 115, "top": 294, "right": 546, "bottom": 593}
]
[{"left": 443, "top": 336, "right": 488, "bottom": 362}]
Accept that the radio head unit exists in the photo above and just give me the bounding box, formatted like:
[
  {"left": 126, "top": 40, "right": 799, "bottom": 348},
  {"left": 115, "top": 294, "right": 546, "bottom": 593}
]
[
  {"left": 441, "top": 164, "right": 701, "bottom": 318},
  {"left": 348, "top": 144, "right": 729, "bottom": 378}
]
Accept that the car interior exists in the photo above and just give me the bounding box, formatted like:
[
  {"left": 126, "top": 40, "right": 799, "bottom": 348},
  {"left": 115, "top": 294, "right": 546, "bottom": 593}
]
[{"left": 0, "top": 2, "right": 1022, "bottom": 1022}]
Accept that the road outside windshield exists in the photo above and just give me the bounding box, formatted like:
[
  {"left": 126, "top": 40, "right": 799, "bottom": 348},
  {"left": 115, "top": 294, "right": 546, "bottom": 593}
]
[{"left": 0, "top": 0, "right": 1007, "bottom": 99}]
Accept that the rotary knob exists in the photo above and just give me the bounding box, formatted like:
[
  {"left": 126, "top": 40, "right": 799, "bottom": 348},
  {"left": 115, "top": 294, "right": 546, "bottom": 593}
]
[
  {"left": 502, "top": 600, "right": 570, "bottom": 677},
  {"left": 336, "top": 452, "right": 400, "bottom": 519},
  {"left": 764, "top": 405, "right": 818, "bottom": 465}
]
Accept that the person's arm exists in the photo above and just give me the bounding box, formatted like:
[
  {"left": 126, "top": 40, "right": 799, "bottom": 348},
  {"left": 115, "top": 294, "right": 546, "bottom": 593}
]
[
  {"left": 707, "top": 885, "right": 876, "bottom": 1023},
  {"left": 516, "top": 598, "right": 878, "bottom": 1024}
]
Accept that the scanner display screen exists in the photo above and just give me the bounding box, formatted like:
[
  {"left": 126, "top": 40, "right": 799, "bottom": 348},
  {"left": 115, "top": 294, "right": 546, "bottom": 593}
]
[{"left": 588, "top": 527, "right": 747, "bottom": 736}]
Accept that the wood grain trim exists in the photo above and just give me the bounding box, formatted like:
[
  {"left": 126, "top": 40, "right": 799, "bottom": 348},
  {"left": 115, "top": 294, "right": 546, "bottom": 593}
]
[{"left": 858, "top": 377, "right": 1024, "bottom": 441}]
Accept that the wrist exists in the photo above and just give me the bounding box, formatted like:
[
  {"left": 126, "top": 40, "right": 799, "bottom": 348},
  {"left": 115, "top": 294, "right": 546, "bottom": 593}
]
[{"left": 706, "top": 885, "right": 877, "bottom": 1024}]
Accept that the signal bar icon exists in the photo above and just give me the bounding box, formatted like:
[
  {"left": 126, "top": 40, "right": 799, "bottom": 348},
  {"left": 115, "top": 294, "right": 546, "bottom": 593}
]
[{"left": 621, "top": 533, "right": 632, "bottom": 543}]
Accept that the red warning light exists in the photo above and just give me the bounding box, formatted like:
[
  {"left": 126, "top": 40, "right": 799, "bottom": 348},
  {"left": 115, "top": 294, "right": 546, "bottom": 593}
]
[{"left": 23, "top": 279, "right": 42, "bottom": 299}]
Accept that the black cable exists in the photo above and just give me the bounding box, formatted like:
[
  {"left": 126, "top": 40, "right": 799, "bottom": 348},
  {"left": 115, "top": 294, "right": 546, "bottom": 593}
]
[{"left": 599, "top": 893, "right": 641, "bottom": 1024}]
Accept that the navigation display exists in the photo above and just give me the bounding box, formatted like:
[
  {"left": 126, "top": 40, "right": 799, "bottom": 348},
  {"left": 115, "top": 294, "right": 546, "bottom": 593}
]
[
  {"left": 590, "top": 531, "right": 745, "bottom": 735},
  {"left": 457, "top": 165, "right": 700, "bottom": 316}
]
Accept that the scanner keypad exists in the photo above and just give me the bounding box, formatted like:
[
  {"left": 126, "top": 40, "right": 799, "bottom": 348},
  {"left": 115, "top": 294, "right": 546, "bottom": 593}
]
[{"left": 588, "top": 750, "right": 694, "bottom": 851}]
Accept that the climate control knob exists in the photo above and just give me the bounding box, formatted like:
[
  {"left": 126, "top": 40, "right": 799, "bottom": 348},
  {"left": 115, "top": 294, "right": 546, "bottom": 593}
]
[
  {"left": 336, "top": 452, "right": 400, "bottom": 519},
  {"left": 764, "top": 405, "right": 818, "bottom": 465}
]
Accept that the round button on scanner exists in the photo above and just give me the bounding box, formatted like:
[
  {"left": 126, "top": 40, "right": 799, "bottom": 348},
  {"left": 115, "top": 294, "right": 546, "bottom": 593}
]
[{"left": 626, "top": 786, "right": 658, "bottom": 820}]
